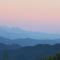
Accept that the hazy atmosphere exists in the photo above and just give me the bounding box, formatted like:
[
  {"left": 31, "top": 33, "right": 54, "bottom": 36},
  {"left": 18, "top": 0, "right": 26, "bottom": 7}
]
[
  {"left": 0, "top": 0, "right": 60, "bottom": 60},
  {"left": 0, "top": 0, "right": 60, "bottom": 33}
]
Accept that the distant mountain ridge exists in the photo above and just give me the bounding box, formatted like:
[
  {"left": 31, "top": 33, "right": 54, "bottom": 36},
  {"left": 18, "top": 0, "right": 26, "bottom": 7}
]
[
  {"left": 0, "top": 26, "right": 60, "bottom": 40},
  {"left": 0, "top": 36, "right": 60, "bottom": 46},
  {"left": 0, "top": 43, "right": 21, "bottom": 50}
]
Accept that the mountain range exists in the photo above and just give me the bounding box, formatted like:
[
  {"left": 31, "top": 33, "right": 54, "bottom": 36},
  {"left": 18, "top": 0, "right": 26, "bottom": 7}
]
[
  {"left": 0, "top": 37, "right": 60, "bottom": 46},
  {"left": 0, "top": 26, "right": 60, "bottom": 40},
  {"left": 0, "top": 26, "right": 60, "bottom": 60}
]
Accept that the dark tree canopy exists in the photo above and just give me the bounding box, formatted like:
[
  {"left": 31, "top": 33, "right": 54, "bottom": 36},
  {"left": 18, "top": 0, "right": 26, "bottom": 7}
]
[{"left": 3, "top": 49, "right": 8, "bottom": 60}]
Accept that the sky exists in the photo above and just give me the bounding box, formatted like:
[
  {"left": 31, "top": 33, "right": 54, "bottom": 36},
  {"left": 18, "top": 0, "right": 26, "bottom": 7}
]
[{"left": 0, "top": 0, "right": 60, "bottom": 34}]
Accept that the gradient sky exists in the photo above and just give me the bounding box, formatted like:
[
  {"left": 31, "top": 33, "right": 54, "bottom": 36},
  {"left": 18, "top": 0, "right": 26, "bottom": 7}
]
[{"left": 0, "top": 0, "right": 60, "bottom": 34}]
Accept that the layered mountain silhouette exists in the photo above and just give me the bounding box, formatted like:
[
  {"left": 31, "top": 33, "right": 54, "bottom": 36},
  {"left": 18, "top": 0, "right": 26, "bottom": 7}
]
[
  {"left": 0, "top": 37, "right": 60, "bottom": 46},
  {"left": 0, "top": 26, "right": 60, "bottom": 40},
  {"left": 0, "top": 26, "right": 60, "bottom": 60}
]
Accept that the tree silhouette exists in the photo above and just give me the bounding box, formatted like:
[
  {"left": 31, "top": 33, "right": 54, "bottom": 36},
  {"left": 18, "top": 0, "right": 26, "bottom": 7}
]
[
  {"left": 56, "top": 53, "right": 60, "bottom": 60},
  {"left": 47, "top": 53, "right": 60, "bottom": 60},
  {"left": 36, "top": 53, "right": 60, "bottom": 60},
  {"left": 3, "top": 49, "right": 8, "bottom": 60},
  {"left": 47, "top": 56, "right": 53, "bottom": 60}
]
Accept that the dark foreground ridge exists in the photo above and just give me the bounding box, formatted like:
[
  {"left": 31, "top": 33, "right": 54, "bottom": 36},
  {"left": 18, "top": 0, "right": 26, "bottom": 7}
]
[{"left": 0, "top": 43, "right": 60, "bottom": 60}]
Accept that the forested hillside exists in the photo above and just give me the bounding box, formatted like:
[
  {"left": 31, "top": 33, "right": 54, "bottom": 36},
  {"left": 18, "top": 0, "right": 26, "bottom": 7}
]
[{"left": 0, "top": 43, "right": 60, "bottom": 60}]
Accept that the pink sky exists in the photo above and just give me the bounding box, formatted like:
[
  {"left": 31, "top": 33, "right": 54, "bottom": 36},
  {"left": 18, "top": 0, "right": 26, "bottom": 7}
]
[{"left": 0, "top": 0, "right": 60, "bottom": 33}]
